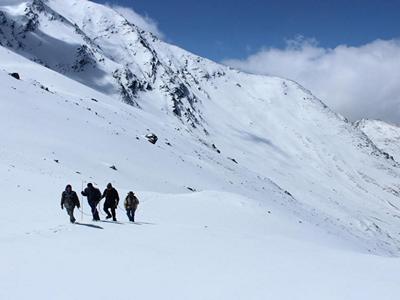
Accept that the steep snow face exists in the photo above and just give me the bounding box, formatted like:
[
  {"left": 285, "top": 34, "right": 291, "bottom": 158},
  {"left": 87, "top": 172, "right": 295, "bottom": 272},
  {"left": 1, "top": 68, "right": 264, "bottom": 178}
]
[
  {"left": 356, "top": 119, "right": 400, "bottom": 162},
  {"left": 1, "top": 0, "right": 400, "bottom": 258},
  {"left": 0, "top": 0, "right": 222, "bottom": 127}
]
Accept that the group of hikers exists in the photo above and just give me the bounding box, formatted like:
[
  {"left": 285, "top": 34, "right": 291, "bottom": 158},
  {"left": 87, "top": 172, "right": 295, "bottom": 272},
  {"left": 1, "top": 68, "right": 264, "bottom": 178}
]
[{"left": 60, "top": 183, "right": 139, "bottom": 223}]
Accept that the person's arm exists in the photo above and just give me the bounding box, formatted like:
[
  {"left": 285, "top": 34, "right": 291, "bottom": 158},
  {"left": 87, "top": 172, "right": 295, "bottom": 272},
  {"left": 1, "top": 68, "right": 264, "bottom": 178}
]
[
  {"left": 100, "top": 189, "right": 106, "bottom": 200},
  {"left": 74, "top": 192, "right": 81, "bottom": 209},
  {"left": 81, "top": 188, "right": 87, "bottom": 196}
]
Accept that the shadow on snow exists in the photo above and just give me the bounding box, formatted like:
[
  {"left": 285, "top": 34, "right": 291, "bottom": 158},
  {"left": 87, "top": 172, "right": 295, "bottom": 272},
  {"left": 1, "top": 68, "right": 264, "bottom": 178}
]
[{"left": 75, "top": 222, "right": 104, "bottom": 229}]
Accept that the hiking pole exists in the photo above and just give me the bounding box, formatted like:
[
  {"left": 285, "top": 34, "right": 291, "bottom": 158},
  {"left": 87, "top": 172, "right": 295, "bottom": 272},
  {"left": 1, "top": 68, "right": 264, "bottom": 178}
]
[
  {"left": 78, "top": 208, "right": 92, "bottom": 217},
  {"left": 81, "top": 180, "right": 84, "bottom": 222},
  {"left": 98, "top": 202, "right": 105, "bottom": 216}
]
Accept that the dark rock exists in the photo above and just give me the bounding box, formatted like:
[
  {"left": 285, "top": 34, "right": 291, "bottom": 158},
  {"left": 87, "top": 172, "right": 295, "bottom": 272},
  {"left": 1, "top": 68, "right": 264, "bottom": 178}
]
[
  {"left": 113, "top": 68, "right": 146, "bottom": 107},
  {"left": 383, "top": 152, "right": 394, "bottom": 161},
  {"left": 31, "top": 0, "right": 46, "bottom": 12},
  {"left": 146, "top": 133, "right": 158, "bottom": 144},
  {"left": 284, "top": 190, "right": 293, "bottom": 197},
  {"left": 212, "top": 144, "right": 221, "bottom": 154},
  {"left": 72, "top": 45, "right": 96, "bottom": 72},
  {"left": 110, "top": 165, "right": 117, "bottom": 171},
  {"left": 228, "top": 157, "right": 238, "bottom": 164},
  {"left": 40, "top": 85, "right": 50, "bottom": 92},
  {"left": 9, "top": 73, "right": 20, "bottom": 80}
]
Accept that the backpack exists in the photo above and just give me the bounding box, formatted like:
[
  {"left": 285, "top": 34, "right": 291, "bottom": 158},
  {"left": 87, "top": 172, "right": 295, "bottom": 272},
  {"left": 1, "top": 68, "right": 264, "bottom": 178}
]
[{"left": 94, "top": 188, "right": 101, "bottom": 201}]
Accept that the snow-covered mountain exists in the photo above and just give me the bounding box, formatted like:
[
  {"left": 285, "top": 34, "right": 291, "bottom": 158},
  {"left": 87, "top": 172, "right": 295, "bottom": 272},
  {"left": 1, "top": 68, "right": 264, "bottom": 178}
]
[
  {"left": 356, "top": 119, "right": 400, "bottom": 162},
  {"left": 1, "top": 0, "right": 400, "bottom": 254},
  {"left": 1, "top": 1, "right": 400, "bottom": 299}
]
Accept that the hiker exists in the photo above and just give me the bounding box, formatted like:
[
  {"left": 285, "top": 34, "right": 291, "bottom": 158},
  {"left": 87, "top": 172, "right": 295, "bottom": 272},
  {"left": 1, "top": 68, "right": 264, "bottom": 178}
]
[
  {"left": 61, "top": 184, "right": 80, "bottom": 223},
  {"left": 124, "top": 191, "right": 139, "bottom": 222},
  {"left": 81, "top": 183, "right": 101, "bottom": 221},
  {"left": 101, "top": 183, "right": 119, "bottom": 221}
]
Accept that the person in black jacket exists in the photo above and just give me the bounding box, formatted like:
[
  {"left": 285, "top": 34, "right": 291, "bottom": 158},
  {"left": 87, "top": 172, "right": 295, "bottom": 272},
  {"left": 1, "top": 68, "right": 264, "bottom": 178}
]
[
  {"left": 61, "top": 184, "right": 80, "bottom": 223},
  {"left": 101, "top": 183, "right": 119, "bottom": 221},
  {"left": 81, "top": 183, "right": 101, "bottom": 221}
]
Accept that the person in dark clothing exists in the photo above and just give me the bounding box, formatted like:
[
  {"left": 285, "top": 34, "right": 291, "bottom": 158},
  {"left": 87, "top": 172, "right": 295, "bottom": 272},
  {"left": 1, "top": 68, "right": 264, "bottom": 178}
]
[
  {"left": 124, "top": 191, "right": 139, "bottom": 222},
  {"left": 61, "top": 184, "right": 80, "bottom": 223},
  {"left": 81, "top": 183, "right": 101, "bottom": 221},
  {"left": 101, "top": 183, "right": 119, "bottom": 221}
]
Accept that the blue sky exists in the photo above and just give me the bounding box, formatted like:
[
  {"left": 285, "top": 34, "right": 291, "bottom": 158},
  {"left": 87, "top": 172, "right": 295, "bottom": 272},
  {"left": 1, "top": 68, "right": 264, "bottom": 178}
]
[
  {"left": 94, "top": 0, "right": 400, "bottom": 122},
  {"left": 96, "top": 0, "right": 399, "bottom": 61}
]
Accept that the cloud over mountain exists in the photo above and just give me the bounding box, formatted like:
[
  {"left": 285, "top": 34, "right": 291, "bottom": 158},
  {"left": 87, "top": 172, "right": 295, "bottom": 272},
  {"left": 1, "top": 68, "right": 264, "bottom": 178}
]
[
  {"left": 107, "top": 3, "right": 164, "bottom": 39},
  {"left": 225, "top": 38, "right": 400, "bottom": 123}
]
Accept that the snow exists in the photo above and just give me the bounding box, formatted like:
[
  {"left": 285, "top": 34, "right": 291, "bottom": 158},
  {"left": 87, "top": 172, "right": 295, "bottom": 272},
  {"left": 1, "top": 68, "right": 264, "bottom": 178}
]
[
  {"left": 2, "top": 191, "right": 400, "bottom": 300},
  {"left": 1, "top": 0, "right": 400, "bottom": 299}
]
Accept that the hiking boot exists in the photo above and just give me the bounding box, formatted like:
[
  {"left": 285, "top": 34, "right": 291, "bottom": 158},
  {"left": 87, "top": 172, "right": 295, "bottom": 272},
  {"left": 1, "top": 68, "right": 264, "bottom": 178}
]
[
  {"left": 106, "top": 215, "right": 112, "bottom": 219},
  {"left": 113, "top": 218, "right": 117, "bottom": 222}
]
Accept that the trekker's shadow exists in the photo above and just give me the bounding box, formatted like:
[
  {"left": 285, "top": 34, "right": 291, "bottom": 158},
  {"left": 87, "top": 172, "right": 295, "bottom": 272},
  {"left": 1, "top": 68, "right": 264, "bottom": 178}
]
[
  {"left": 133, "top": 222, "right": 156, "bottom": 225},
  {"left": 100, "top": 220, "right": 124, "bottom": 225},
  {"left": 75, "top": 222, "right": 104, "bottom": 229}
]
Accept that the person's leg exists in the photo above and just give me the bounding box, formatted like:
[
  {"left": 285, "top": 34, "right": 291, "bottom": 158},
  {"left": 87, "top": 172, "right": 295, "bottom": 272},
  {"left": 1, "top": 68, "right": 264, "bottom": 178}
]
[
  {"left": 67, "top": 207, "right": 76, "bottom": 223},
  {"left": 66, "top": 207, "right": 71, "bottom": 221},
  {"left": 71, "top": 207, "right": 76, "bottom": 223},
  {"left": 104, "top": 204, "right": 111, "bottom": 219},
  {"left": 128, "top": 209, "right": 134, "bottom": 222},
  {"left": 132, "top": 208, "right": 136, "bottom": 222},
  {"left": 126, "top": 209, "right": 131, "bottom": 221},
  {"left": 94, "top": 207, "right": 100, "bottom": 221},
  {"left": 95, "top": 202, "right": 100, "bottom": 220},
  {"left": 111, "top": 207, "right": 116, "bottom": 221},
  {"left": 90, "top": 204, "right": 96, "bottom": 220},
  {"left": 90, "top": 204, "right": 100, "bottom": 221}
]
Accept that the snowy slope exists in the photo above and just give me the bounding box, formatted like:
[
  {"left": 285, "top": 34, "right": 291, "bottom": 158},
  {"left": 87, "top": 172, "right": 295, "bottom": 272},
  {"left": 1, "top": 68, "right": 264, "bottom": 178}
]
[
  {"left": 1, "top": 0, "right": 400, "bottom": 299},
  {"left": 356, "top": 119, "right": 400, "bottom": 162},
  {"left": 1, "top": 46, "right": 387, "bottom": 300},
  {"left": 1, "top": 0, "right": 399, "bottom": 255}
]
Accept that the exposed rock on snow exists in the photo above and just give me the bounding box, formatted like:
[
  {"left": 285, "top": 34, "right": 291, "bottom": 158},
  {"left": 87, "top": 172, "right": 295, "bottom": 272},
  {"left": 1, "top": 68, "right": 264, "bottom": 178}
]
[
  {"left": 145, "top": 133, "right": 158, "bottom": 144},
  {"left": 9, "top": 72, "right": 20, "bottom": 80}
]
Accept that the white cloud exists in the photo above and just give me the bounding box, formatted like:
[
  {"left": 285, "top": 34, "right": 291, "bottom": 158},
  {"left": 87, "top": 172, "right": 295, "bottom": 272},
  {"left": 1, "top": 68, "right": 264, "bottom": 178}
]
[
  {"left": 224, "top": 37, "right": 400, "bottom": 123},
  {"left": 107, "top": 4, "right": 164, "bottom": 39}
]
